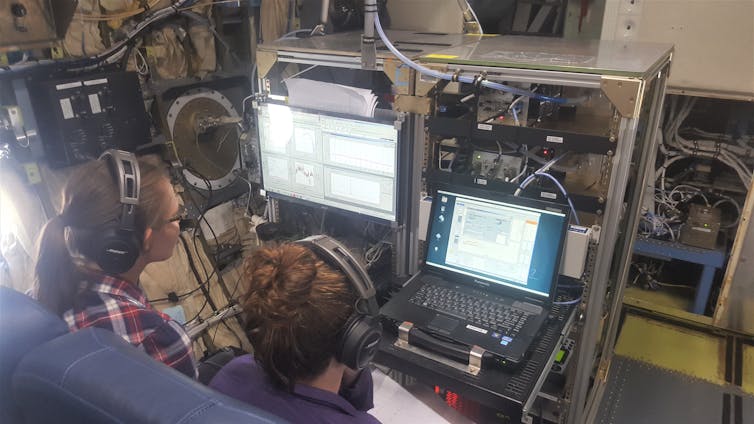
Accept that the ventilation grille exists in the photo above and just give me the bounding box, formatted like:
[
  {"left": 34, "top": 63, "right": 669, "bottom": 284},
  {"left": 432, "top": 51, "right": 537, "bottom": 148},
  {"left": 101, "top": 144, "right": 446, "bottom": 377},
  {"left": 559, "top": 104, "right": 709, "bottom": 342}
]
[{"left": 502, "top": 304, "right": 574, "bottom": 400}]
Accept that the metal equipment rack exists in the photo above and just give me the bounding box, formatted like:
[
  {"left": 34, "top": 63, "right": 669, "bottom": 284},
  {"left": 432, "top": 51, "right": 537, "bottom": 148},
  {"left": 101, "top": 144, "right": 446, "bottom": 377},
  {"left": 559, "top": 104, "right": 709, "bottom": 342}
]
[
  {"left": 255, "top": 30, "right": 673, "bottom": 423},
  {"left": 416, "top": 35, "right": 672, "bottom": 423}
]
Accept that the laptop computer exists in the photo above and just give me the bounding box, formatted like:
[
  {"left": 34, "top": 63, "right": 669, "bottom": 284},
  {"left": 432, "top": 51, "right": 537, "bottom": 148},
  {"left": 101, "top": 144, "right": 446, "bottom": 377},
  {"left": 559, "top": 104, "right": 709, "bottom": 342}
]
[{"left": 380, "top": 183, "right": 570, "bottom": 364}]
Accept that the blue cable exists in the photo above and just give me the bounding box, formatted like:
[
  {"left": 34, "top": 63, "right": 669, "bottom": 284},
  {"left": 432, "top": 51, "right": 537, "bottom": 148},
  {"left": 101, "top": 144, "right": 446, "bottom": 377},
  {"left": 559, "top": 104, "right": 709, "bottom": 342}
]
[
  {"left": 553, "top": 297, "right": 582, "bottom": 305},
  {"left": 511, "top": 107, "right": 520, "bottom": 125},
  {"left": 518, "top": 172, "right": 581, "bottom": 225},
  {"left": 554, "top": 279, "right": 585, "bottom": 304},
  {"left": 373, "top": 13, "right": 579, "bottom": 105}
]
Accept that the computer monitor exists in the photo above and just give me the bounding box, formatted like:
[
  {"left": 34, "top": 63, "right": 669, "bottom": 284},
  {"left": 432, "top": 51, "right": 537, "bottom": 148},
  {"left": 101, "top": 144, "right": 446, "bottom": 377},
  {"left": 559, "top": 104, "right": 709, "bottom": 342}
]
[
  {"left": 257, "top": 103, "right": 399, "bottom": 221},
  {"left": 425, "top": 189, "right": 569, "bottom": 298}
]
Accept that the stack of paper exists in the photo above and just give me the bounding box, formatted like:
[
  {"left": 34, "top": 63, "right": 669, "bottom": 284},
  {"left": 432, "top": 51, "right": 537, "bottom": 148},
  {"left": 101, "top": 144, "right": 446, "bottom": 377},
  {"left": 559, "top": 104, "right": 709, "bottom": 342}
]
[{"left": 284, "top": 78, "right": 378, "bottom": 118}]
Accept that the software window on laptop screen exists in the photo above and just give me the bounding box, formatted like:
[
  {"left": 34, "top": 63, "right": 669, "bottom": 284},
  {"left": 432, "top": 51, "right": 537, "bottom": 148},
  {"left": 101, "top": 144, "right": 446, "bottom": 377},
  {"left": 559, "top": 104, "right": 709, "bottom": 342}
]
[
  {"left": 425, "top": 190, "right": 567, "bottom": 298},
  {"left": 257, "top": 103, "right": 399, "bottom": 221}
]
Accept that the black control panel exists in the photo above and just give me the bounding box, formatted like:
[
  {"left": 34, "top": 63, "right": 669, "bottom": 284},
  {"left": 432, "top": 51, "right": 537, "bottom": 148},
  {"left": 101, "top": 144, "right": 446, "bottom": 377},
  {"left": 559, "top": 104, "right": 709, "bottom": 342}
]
[{"left": 27, "top": 71, "right": 151, "bottom": 168}]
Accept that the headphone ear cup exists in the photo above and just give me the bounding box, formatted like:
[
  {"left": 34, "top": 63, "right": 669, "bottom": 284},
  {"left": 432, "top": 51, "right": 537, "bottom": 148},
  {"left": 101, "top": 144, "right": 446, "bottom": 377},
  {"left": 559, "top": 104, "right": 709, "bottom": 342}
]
[
  {"left": 337, "top": 314, "right": 383, "bottom": 370},
  {"left": 94, "top": 228, "right": 141, "bottom": 275}
]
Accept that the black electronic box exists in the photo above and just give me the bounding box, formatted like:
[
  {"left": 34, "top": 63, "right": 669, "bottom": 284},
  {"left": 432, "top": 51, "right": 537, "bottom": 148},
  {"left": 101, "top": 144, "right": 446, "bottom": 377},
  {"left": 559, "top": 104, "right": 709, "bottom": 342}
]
[{"left": 27, "top": 71, "right": 151, "bottom": 167}]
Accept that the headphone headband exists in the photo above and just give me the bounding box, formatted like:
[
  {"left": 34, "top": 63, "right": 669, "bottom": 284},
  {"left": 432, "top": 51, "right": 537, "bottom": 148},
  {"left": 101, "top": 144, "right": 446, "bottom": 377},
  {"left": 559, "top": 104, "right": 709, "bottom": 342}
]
[
  {"left": 99, "top": 149, "right": 140, "bottom": 231},
  {"left": 298, "top": 235, "right": 378, "bottom": 315},
  {"left": 295, "top": 234, "right": 383, "bottom": 370},
  {"left": 86, "top": 149, "right": 142, "bottom": 275}
]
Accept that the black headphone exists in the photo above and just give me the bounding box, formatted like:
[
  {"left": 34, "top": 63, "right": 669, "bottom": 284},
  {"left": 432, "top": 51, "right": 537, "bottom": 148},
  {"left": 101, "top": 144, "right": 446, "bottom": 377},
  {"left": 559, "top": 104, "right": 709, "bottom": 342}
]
[
  {"left": 296, "top": 235, "right": 383, "bottom": 370},
  {"left": 85, "top": 149, "right": 142, "bottom": 275}
]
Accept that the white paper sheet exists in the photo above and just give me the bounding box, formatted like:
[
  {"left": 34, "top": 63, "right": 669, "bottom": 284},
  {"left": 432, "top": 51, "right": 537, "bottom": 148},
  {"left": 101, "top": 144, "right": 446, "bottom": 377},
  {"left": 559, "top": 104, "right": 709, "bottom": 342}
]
[{"left": 285, "top": 78, "right": 378, "bottom": 118}]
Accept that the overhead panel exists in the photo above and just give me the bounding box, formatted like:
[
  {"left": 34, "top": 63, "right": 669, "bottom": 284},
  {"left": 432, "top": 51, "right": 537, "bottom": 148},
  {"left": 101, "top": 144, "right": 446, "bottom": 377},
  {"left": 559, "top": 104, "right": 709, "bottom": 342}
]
[{"left": 601, "top": 0, "right": 754, "bottom": 100}]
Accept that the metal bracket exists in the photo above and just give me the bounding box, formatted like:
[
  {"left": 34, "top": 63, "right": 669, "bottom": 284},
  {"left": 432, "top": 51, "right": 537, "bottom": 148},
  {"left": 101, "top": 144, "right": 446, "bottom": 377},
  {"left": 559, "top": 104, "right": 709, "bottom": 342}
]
[
  {"left": 10, "top": 79, "right": 43, "bottom": 159},
  {"left": 256, "top": 50, "right": 278, "bottom": 80},
  {"left": 383, "top": 59, "right": 412, "bottom": 95},
  {"left": 7, "top": 106, "right": 29, "bottom": 148},
  {"left": 600, "top": 77, "right": 643, "bottom": 118},
  {"left": 398, "top": 321, "right": 413, "bottom": 343},
  {"left": 468, "top": 345, "right": 486, "bottom": 374},
  {"left": 415, "top": 65, "right": 449, "bottom": 97},
  {"left": 463, "top": 22, "right": 482, "bottom": 35},
  {"left": 393, "top": 112, "right": 406, "bottom": 131},
  {"left": 394, "top": 95, "right": 431, "bottom": 115}
]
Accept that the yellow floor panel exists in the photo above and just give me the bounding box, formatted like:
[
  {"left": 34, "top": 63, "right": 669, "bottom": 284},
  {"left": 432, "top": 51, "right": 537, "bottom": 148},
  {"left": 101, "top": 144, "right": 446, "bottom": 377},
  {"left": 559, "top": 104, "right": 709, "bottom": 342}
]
[
  {"left": 614, "top": 314, "right": 726, "bottom": 385},
  {"left": 743, "top": 344, "right": 754, "bottom": 395},
  {"left": 624, "top": 286, "right": 693, "bottom": 311},
  {"left": 622, "top": 286, "right": 715, "bottom": 326}
]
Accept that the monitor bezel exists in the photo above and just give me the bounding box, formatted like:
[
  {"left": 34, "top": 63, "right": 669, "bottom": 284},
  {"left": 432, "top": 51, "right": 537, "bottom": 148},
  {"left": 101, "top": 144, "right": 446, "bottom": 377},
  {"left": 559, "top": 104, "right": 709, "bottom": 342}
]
[{"left": 256, "top": 101, "right": 403, "bottom": 223}]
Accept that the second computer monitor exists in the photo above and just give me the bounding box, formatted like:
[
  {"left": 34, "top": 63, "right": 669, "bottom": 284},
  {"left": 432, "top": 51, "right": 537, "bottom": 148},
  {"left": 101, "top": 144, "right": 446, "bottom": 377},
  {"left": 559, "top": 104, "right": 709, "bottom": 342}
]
[{"left": 257, "top": 103, "right": 399, "bottom": 221}]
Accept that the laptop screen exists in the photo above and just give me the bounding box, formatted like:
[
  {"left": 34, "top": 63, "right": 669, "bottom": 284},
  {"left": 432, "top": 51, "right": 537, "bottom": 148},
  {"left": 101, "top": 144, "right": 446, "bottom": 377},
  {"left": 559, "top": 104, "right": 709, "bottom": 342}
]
[{"left": 425, "top": 189, "right": 568, "bottom": 298}]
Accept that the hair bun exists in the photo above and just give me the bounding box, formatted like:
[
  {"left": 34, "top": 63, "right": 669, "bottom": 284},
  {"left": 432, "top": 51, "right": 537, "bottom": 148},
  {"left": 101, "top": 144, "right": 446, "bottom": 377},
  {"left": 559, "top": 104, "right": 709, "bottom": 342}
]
[
  {"left": 243, "top": 244, "right": 319, "bottom": 324},
  {"left": 239, "top": 242, "right": 356, "bottom": 390}
]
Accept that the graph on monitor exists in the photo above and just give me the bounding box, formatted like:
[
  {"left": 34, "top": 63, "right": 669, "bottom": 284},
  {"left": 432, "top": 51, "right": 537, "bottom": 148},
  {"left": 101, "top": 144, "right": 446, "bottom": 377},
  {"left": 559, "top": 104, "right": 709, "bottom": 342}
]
[{"left": 257, "top": 104, "right": 399, "bottom": 221}]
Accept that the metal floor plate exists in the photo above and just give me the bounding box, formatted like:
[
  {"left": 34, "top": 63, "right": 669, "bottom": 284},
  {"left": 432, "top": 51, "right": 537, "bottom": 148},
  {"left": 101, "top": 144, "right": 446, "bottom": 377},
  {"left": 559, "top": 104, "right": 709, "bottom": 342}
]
[
  {"left": 596, "top": 356, "right": 724, "bottom": 424},
  {"left": 743, "top": 344, "right": 754, "bottom": 395},
  {"left": 598, "top": 312, "right": 754, "bottom": 424},
  {"left": 744, "top": 395, "right": 754, "bottom": 423}
]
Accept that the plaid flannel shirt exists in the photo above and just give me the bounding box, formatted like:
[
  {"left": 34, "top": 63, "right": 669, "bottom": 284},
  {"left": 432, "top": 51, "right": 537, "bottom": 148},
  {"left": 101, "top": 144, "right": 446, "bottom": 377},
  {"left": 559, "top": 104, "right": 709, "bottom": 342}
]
[{"left": 63, "top": 273, "right": 197, "bottom": 378}]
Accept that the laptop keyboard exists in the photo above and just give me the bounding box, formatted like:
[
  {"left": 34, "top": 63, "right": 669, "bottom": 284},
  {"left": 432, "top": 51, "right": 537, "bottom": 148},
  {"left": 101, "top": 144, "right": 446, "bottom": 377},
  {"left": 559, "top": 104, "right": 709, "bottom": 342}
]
[{"left": 409, "top": 284, "right": 530, "bottom": 337}]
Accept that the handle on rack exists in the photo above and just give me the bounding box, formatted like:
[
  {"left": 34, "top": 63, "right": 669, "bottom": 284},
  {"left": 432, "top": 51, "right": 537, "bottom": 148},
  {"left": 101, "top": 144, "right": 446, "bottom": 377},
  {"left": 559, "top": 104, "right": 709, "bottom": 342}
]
[{"left": 408, "top": 327, "right": 471, "bottom": 363}]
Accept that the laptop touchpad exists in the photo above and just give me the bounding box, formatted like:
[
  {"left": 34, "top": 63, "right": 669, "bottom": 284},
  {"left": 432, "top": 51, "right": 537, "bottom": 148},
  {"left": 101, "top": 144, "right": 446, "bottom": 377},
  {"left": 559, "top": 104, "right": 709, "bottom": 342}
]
[{"left": 428, "top": 314, "right": 459, "bottom": 334}]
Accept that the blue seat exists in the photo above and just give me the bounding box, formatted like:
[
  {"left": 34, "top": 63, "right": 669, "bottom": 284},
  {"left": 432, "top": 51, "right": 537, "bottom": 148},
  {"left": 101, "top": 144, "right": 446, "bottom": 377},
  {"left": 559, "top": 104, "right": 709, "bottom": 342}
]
[{"left": 0, "top": 287, "right": 286, "bottom": 423}]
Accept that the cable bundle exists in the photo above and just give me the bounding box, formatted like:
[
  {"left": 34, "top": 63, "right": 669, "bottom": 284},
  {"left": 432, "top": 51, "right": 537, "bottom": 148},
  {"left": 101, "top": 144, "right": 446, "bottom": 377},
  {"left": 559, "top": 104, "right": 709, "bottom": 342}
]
[{"left": 657, "top": 96, "right": 753, "bottom": 188}]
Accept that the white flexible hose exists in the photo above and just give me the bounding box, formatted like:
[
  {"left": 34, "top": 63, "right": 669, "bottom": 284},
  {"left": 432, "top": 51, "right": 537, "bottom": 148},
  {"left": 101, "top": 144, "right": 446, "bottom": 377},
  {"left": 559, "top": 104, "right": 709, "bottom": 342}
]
[{"left": 373, "top": 12, "right": 578, "bottom": 104}]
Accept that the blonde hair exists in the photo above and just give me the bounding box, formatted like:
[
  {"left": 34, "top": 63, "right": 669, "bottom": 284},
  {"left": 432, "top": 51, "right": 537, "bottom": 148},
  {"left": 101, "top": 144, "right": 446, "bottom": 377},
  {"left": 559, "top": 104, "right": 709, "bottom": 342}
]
[{"left": 34, "top": 155, "right": 169, "bottom": 316}]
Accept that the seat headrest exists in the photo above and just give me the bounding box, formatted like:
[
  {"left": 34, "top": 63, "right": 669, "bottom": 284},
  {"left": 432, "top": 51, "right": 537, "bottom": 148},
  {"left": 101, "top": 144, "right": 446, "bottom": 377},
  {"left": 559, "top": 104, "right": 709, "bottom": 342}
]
[
  {"left": 12, "top": 327, "right": 285, "bottom": 423},
  {"left": 0, "top": 287, "right": 69, "bottom": 423}
]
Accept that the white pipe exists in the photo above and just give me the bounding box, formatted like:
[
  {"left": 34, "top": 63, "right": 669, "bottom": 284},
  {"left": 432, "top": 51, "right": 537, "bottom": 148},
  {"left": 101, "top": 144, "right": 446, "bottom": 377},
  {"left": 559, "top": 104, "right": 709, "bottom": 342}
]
[
  {"left": 373, "top": 12, "right": 578, "bottom": 104},
  {"left": 364, "top": 0, "right": 376, "bottom": 41}
]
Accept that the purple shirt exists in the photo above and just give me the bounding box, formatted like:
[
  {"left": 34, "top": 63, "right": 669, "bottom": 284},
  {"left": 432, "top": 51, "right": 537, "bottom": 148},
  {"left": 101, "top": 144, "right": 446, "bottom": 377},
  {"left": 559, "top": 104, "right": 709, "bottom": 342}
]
[{"left": 209, "top": 354, "right": 381, "bottom": 424}]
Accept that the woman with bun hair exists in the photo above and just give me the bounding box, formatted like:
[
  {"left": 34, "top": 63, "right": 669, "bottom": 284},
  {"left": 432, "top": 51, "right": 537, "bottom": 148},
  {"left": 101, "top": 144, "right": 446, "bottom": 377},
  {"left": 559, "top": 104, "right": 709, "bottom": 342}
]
[{"left": 209, "top": 242, "right": 381, "bottom": 423}]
